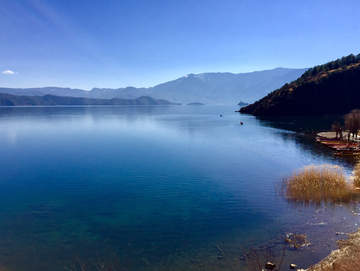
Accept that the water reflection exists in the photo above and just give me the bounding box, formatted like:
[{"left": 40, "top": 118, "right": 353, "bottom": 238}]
[
  {"left": 255, "top": 115, "right": 344, "bottom": 133},
  {"left": 253, "top": 115, "right": 360, "bottom": 170}
]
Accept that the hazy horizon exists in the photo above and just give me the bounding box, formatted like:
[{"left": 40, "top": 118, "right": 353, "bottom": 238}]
[{"left": 0, "top": 67, "right": 306, "bottom": 91}]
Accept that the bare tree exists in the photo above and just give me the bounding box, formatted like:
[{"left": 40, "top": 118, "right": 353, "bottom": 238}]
[
  {"left": 331, "top": 121, "right": 342, "bottom": 138},
  {"left": 344, "top": 109, "right": 360, "bottom": 138}
]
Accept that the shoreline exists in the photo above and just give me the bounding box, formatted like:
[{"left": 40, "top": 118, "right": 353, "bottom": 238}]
[
  {"left": 296, "top": 133, "right": 360, "bottom": 270},
  {"left": 307, "top": 227, "right": 360, "bottom": 270}
]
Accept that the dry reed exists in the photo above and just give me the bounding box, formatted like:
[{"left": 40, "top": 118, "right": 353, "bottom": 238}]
[
  {"left": 284, "top": 233, "right": 310, "bottom": 249},
  {"left": 352, "top": 163, "right": 360, "bottom": 188},
  {"left": 280, "top": 164, "right": 355, "bottom": 204}
]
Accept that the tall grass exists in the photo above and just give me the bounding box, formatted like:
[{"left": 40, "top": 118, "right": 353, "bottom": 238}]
[
  {"left": 353, "top": 163, "right": 360, "bottom": 188},
  {"left": 280, "top": 164, "right": 355, "bottom": 204}
]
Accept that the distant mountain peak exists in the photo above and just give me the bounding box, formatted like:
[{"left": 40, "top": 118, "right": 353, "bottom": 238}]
[{"left": 0, "top": 67, "right": 307, "bottom": 105}]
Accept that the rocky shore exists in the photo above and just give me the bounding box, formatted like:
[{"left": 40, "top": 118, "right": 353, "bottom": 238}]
[{"left": 307, "top": 227, "right": 360, "bottom": 270}]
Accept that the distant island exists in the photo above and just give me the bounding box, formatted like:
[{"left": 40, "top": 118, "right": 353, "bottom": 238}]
[
  {"left": 240, "top": 54, "right": 360, "bottom": 116},
  {"left": 237, "top": 101, "right": 248, "bottom": 106},
  {"left": 187, "top": 102, "right": 205, "bottom": 105},
  {"left": 0, "top": 93, "right": 181, "bottom": 106}
]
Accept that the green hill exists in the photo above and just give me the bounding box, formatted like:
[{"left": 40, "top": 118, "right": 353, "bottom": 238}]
[
  {"left": 0, "top": 94, "right": 181, "bottom": 106},
  {"left": 240, "top": 54, "right": 360, "bottom": 116}
]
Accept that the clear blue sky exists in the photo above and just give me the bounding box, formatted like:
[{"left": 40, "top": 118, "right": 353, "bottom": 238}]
[{"left": 1, "top": 0, "right": 360, "bottom": 90}]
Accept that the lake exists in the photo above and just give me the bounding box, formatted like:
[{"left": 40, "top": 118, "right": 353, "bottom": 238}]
[{"left": 0, "top": 105, "right": 359, "bottom": 271}]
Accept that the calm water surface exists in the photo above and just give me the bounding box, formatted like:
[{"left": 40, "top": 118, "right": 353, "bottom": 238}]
[{"left": 0, "top": 105, "right": 359, "bottom": 270}]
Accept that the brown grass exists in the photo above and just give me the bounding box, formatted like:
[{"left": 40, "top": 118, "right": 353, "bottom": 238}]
[
  {"left": 277, "top": 165, "right": 360, "bottom": 270},
  {"left": 284, "top": 233, "right": 310, "bottom": 249},
  {"left": 352, "top": 164, "right": 360, "bottom": 188},
  {"left": 279, "top": 164, "right": 356, "bottom": 204}
]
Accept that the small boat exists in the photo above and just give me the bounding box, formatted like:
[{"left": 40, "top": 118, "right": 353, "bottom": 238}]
[
  {"left": 334, "top": 148, "right": 360, "bottom": 156},
  {"left": 316, "top": 136, "right": 344, "bottom": 142},
  {"left": 318, "top": 139, "right": 348, "bottom": 144},
  {"left": 316, "top": 139, "right": 348, "bottom": 145},
  {"left": 326, "top": 143, "right": 359, "bottom": 148},
  {"left": 334, "top": 151, "right": 360, "bottom": 156}
]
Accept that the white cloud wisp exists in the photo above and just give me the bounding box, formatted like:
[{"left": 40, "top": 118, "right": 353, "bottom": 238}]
[{"left": 2, "top": 70, "right": 15, "bottom": 74}]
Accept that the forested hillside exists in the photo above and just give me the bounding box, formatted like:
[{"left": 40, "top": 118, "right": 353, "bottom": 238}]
[{"left": 240, "top": 54, "right": 360, "bottom": 116}]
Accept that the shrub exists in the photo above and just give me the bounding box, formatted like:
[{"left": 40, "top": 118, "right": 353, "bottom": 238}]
[{"left": 280, "top": 164, "right": 354, "bottom": 204}]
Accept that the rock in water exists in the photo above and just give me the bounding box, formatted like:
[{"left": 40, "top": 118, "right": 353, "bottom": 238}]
[{"left": 265, "top": 262, "right": 276, "bottom": 270}]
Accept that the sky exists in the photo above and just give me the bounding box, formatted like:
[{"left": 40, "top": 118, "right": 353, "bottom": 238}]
[{"left": 1, "top": 0, "right": 360, "bottom": 90}]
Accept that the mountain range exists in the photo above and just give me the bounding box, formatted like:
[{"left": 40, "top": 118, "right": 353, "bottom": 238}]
[
  {"left": 0, "top": 94, "right": 180, "bottom": 106},
  {"left": 0, "top": 68, "right": 307, "bottom": 105}
]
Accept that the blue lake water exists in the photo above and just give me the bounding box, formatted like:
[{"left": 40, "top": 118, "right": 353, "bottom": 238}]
[{"left": 0, "top": 105, "right": 359, "bottom": 270}]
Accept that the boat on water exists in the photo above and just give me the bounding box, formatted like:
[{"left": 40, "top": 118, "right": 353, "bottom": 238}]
[
  {"left": 334, "top": 151, "right": 360, "bottom": 156},
  {"left": 334, "top": 147, "right": 360, "bottom": 156},
  {"left": 317, "top": 132, "right": 360, "bottom": 155},
  {"left": 316, "top": 137, "right": 347, "bottom": 143},
  {"left": 325, "top": 143, "right": 359, "bottom": 149}
]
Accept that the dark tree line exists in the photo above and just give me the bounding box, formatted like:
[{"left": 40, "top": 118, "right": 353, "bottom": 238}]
[
  {"left": 240, "top": 53, "right": 360, "bottom": 117},
  {"left": 295, "top": 53, "right": 360, "bottom": 85}
]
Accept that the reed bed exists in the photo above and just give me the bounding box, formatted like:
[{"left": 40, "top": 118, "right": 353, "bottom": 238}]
[{"left": 280, "top": 164, "right": 355, "bottom": 204}]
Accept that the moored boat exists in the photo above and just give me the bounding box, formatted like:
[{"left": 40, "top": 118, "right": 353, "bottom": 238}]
[
  {"left": 316, "top": 136, "right": 345, "bottom": 142},
  {"left": 317, "top": 139, "right": 348, "bottom": 144},
  {"left": 326, "top": 143, "right": 359, "bottom": 149},
  {"left": 334, "top": 149, "right": 360, "bottom": 156}
]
